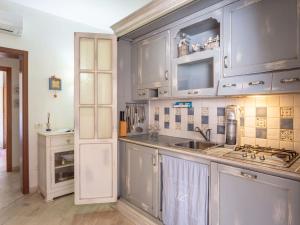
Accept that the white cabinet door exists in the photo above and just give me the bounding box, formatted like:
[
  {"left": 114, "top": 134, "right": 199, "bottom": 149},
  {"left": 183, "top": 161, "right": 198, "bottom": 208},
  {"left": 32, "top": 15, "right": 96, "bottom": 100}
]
[
  {"left": 211, "top": 163, "right": 300, "bottom": 225},
  {"left": 137, "top": 30, "right": 170, "bottom": 88},
  {"left": 126, "top": 143, "right": 159, "bottom": 217},
  {"left": 223, "top": 0, "right": 300, "bottom": 77},
  {"left": 74, "top": 33, "right": 117, "bottom": 204}
]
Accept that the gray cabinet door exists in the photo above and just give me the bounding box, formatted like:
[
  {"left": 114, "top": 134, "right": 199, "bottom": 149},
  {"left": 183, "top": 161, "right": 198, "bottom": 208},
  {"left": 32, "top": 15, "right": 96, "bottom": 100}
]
[
  {"left": 211, "top": 163, "right": 300, "bottom": 225},
  {"left": 126, "top": 143, "right": 159, "bottom": 217},
  {"left": 138, "top": 30, "right": 170, "bottom": 88},
  {"left": 223, "top": 0, "right": 300, "bottom": 77}
]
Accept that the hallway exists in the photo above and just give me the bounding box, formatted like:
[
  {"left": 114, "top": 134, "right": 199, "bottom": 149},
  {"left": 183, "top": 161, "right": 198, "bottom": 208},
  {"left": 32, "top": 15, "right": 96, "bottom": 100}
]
[{"left": 0, "top": 149, "right": 23, "bottom": 210}]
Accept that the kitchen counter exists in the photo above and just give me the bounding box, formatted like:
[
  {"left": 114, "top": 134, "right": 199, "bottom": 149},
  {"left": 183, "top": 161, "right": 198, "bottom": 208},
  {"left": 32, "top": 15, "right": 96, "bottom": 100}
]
[{"left": 119, "top": 134, "right": 300, "bottom": 182}]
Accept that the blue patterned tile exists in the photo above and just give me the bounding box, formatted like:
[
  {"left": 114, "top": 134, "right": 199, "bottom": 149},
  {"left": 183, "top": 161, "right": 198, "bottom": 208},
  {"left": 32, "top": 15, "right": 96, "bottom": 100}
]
[
  {"left": 164, "top": 122, "right": 170, "bottom": 129},
  {"left": 217, "top": 107, "right": 225, "bottom": 116},
  {"left": 280, "top": 118, "right": 293, "bottom": 129},
  {"left": 187, "top": 107, "right": 194, "bottom": 115},
  {"left": 256, "top": 128, "right": 267, "bottom": 139},
  {"left": 164, "top": 107, "right": 170, "bottom": 115},
  {"left": 256, "top": 107, "right": 267, "bottom": 117},
  {"left": 154, "top": 114, "right": 159, "bottom": 121},
  {"left": 175, "top": 115, "right": 181, "bottom": 123},
  {"left": 217, "top": 125, "right": 225, "bottom": 134},
  {"left": 201, "top": 116, "right": 209, "bottom": 124},
  {"left": 187, "top": 123, "right": 194, "bottom": 131}
]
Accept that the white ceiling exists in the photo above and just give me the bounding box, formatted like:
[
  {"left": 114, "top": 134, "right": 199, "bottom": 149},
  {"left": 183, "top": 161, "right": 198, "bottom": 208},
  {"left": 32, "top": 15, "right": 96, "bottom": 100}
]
[{"left": 8, "top": 0, "right": 152, "bottom": 30}]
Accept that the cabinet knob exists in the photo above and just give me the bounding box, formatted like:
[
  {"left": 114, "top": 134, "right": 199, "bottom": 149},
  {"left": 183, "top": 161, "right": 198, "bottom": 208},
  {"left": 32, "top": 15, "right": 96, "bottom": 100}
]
[
  {"left": 248, "top": 80, "right": 264, "bottom": 86},
  {"left": 280, "top": 77, "right": 300, "bottom": 84},
  {"left": 224, "top": 56, "right": 229, "bottom": 68}
]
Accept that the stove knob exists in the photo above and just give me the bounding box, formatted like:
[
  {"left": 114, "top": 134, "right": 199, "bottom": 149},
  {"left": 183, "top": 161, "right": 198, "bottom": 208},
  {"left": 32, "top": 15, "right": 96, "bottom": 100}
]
[
  {"left": 259, "top": 155, "right": 265, "bottom": 161},
  {"left": 242, "top": 152, "right": 248, "bottom": 157},
  {"left": 251, "top": 154, "right": 256, "bottom": 159}
]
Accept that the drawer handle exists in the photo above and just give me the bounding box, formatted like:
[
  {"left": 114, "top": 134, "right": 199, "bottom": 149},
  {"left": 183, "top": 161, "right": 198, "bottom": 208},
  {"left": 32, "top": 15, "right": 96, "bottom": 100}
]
[
  {"left": 248, "top": 80, "right": 264, "bottom": 86},
  {"left": 165, "top": 70, "right": 169, "bottom": 81},
  {"left": 280, "top": 77, "right": 300, "bottom": 84},
  {"left": 224, "top": 56, "right": 229, "bottom": 68},
  {"left": 241, "top": 171, "right": 257, "bottom": 180},
  {"left": 187, "top": 91, "right": 192, "bottom": 94},
  {"left": 193, "top": 91, "right": 199, "bottom": 94},
  {"left": 222, "top": 83, "right": 237, "bottom": 88}
]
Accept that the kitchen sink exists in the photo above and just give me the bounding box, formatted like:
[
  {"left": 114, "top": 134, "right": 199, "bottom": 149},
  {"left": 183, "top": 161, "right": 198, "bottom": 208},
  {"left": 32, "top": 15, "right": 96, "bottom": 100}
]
[{"left": 172, "top": 140, "right": 220, "bottom": 150}]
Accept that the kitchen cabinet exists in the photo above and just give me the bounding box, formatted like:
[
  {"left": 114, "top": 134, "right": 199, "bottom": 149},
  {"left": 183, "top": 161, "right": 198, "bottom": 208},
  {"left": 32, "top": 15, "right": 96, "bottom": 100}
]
[
  {"left": 272, "top": 69, "right": 300, "bottom": 93},
  {"left": 137, "top": 30, "right": 170, "bottom": 89},
  {"left": 120, "top": 142, "right": 160, "bottom": 217},
  {"left": 38, "top": 132, "right": 74, "bottom": 201},
  {"left": 211, "top": 163, "right": 300, "bottom": 225},
  {"left": 223, "top": 0, "right": 300, "bottom": 77}
]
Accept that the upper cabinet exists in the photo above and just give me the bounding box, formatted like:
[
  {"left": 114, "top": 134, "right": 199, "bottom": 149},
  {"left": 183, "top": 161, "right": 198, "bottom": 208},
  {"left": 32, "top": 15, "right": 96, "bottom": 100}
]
[
  {"left": 137, "top": 30, "right": 170, "bottom": 89},
  {"left": 223, "top": 0, "right": 300, "bottom": 77}
]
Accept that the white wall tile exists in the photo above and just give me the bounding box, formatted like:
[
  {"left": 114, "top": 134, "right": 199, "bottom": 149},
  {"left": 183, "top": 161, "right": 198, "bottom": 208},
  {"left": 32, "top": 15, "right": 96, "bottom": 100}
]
[
  {"left": 267, "top": 129, "right": 279, "bottom": 140},
  {"left": 267, "top": 118, "right": 280, "bottom": 129},
  {"left": 267, "top": 107, "right": 280, "bottom": 118},
  {"left": 280, "top": 95, "right": 294, "bottom": 106}
]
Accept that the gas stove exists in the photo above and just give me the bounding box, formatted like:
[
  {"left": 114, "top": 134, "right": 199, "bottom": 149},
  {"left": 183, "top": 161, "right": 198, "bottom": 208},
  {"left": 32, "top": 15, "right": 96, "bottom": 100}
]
[{"left": 224, "top": 144, "right": 300, "bottom": 168}]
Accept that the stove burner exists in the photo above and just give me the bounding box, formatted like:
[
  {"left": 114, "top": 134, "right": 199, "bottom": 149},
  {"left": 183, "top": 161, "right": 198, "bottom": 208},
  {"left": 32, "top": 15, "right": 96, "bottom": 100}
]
[{"left": 226, "top": 145, "right": 299, "bottom": 168}]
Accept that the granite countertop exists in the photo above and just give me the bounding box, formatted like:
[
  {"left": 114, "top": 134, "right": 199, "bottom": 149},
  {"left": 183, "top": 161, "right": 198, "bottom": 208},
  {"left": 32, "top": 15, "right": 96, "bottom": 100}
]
[{"left": 119, "top": 134, "right": 300, "bottom": 182}]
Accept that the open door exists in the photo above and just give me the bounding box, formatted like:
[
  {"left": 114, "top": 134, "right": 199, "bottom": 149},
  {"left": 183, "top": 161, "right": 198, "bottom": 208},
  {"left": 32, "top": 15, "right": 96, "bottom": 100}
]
[{"left": 74, "top": 33, "right": 117, "bottom": 204}]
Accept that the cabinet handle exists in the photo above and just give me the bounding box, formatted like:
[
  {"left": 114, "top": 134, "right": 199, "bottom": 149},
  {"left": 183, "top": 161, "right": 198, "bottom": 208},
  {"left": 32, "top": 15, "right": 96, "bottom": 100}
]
[
  {"left": 224, "top": 56, "right": 229, "bottom": 68},
  {"left": 187, "top": 91, "right": 192, "bottom": 94},
  {"left": 241, "top": 171, "right": 257, "bottom": 180},
  {"left": 193, "top": 91, "right": 199, "bottom": 94},
  {"left": 280, "top": 77, "right": 300, "bottom": 84},
  {"left": 164, "top": 70, "right": 169, "bottom": 81},
  {"left": 222, "top": 83, "right": 237, "bottom": 88},
  {"left": 248, "top": 80, "right": 264, "bottom": 86}
]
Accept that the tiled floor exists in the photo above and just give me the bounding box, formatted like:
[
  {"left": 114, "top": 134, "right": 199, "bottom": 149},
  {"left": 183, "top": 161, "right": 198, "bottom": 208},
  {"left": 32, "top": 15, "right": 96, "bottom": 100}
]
[
  {"left": 0, "top": 149, "right": 24, "bottom": 210},
  {"left": 0, "top": 149, "right": 135, "bottom": 225}
]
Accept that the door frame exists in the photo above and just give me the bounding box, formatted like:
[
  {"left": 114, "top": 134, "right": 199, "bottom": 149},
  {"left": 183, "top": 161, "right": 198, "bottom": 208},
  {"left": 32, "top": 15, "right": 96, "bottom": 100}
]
[
  {"left": 0, "top": 66, "right": 12, "bottom": 172},
  {"left": 0, "top": 46, "right": 29, "bottom": 194}
]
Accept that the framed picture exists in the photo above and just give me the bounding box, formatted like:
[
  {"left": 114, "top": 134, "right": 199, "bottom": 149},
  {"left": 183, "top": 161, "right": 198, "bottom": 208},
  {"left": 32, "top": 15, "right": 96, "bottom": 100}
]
[{"left": 49, "top": 76, "right": 62, "bottom": 90}]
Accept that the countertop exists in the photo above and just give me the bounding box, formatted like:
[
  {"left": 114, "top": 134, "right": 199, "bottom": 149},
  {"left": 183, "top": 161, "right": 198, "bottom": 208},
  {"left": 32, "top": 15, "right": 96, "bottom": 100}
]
[
  {"left": 119, "top": 134, "right": 300, "bottom": 182},
  {"left": 38, "top": 129, "right": 74, "bottom": 136}
]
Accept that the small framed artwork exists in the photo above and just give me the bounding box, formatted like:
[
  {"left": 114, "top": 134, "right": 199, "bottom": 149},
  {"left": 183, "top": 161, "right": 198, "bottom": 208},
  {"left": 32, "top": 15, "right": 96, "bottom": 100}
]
[{"left": 49, "top": 75, "right": 62, "bottom": 90}]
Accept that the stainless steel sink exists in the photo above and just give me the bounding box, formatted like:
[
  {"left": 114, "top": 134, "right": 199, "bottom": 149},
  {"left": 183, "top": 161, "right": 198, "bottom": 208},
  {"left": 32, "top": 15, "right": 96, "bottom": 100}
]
[{"left": 172, "top": 140, "right": 220, "bottom": 150}]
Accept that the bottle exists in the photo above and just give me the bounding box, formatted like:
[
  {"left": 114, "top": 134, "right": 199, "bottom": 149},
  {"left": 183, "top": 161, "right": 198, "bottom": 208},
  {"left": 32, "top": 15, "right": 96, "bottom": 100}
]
[
  {"left": 119, "top": 111, "right": 127, "bottom": 137},
  {"left": 225, "top": 105, "right": 238, "bottom": 145}
]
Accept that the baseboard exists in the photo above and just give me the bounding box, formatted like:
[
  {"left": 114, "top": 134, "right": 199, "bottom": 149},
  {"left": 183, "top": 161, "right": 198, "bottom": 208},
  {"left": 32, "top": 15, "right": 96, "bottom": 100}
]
[{"left": 115, "top": 199, "right": 163, "bottom": 225}]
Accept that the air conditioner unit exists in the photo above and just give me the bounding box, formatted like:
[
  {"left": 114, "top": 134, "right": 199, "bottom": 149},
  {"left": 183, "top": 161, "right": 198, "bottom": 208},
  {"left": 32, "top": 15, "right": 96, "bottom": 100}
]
[{"left": 0, "top": 11, "right": 23, "bottom": 36}]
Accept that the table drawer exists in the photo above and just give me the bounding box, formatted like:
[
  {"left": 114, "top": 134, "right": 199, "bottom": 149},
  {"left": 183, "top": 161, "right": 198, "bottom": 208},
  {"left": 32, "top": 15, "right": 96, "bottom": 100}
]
[{"left": 51, "top": 135, "right": 74, "bottom": 147}]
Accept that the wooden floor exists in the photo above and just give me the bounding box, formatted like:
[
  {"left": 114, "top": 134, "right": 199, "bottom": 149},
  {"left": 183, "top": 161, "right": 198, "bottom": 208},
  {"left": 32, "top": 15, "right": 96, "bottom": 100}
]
[{"left": 0, "top": 149, "right": 135, "bottom": 225}]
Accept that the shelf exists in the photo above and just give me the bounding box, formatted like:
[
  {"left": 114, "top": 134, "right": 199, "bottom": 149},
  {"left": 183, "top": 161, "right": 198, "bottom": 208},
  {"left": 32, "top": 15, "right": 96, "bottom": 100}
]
[
  {"left": 175, "top": 48, "right": 220, "bottom": 64},
  {"left": 55, "top": 163, "right": 74, "bottom": 169}
]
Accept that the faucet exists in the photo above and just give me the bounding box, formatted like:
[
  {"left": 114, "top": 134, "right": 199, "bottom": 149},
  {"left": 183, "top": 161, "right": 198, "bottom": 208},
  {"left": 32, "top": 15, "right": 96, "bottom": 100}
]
[{"left": 194, "top": 126, "right": 211, "bottom": 142}]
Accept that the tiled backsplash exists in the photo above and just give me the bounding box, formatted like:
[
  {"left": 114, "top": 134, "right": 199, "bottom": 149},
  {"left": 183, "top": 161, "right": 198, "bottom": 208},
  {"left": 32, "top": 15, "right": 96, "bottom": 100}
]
[{"left": 149, "top": 94, "right": 300, "bottom": 153}]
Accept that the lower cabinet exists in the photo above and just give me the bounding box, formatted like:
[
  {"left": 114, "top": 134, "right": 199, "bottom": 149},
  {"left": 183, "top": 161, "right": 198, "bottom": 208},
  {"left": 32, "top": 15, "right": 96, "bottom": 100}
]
[
  {"left": 120, "top": 142, "right": 159, "bottom": 217},
  {"left": 211, "top": 163, "right": 300, "bottom": 225},
  {"left": 161, "top": 154, "right": 209, "bottom": 225}
]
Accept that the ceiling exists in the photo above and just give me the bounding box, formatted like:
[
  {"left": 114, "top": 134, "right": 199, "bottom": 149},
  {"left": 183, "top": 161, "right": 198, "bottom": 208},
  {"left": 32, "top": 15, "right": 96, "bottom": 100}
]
[{"left": 8, "top": 0, "right": 152, "bottom": 30}]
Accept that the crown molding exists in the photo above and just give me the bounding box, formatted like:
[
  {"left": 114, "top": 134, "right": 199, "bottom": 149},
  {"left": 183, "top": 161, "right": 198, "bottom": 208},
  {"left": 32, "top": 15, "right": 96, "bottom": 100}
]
[{"left": 111, "top": 0, "right": 194, "bottom": 37}]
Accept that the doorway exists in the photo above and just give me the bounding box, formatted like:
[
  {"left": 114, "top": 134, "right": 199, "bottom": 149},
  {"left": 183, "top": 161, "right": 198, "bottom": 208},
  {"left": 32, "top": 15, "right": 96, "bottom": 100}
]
[{"left": 0, "top": 47, "right": 29, "bottom": 195}]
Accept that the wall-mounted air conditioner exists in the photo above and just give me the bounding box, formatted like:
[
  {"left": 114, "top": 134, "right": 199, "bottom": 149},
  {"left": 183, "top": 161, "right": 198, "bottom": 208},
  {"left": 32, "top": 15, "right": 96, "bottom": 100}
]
[{"left": 0, "top": 11, "right": 23, "bottom": 36}]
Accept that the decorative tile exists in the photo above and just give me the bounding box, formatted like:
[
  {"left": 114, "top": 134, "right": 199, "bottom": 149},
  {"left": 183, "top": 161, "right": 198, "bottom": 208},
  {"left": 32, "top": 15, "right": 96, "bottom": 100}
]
[
  {"left": 256, "top": 128, "right": 267, "bottom": 139},
  {"left": 280, "top": 118, "right": 293, "bottom": 129},
  {"left": 256, "top": 107, "right": 267, "bottom": 117},
  {"left": 187, "top": 107, "right": 194, "bottom": 115},
  {"left": 188, "top": 115, "right": 194, "bottom": 123},
  {"left": 164, "top": 122, "right": 170, "bottom": 129},
  {"left": 217, "top": 125, "right": 225, "bottom": 134},
  {"left": 240, "top": 117, "right": 245, "bottom": 127},
  {"left": 201, "top": 107, "right": 209, "bottom": 116},
  {"left": 217, "top": 107, "right": 225, "bottom": 116},
  {"left": 154, "top": 114, "right": 159, "bottom": 121},
  {"left": 175, "top": 122, "right": 181, "bottom": 130},
  {"left": 175, "top": 115, "right": 181, "bottom": 123},
  {"left": 256, "top": 117, "right": 267, "bottom": 128},
  {"left": 164, "top": 107, "right": 170, "bottom": 115},
  {"left": 187, "top": 123, "right": 194, "bottom": 131},
  {"left": 201, "top": 116, "right": 209, "bottom": 124},
  {"left": 280, "top": 129, "right": 294, "bottom": 142},
  {"left": 280, "top": 107, "right": 294, "bottom": 118}
]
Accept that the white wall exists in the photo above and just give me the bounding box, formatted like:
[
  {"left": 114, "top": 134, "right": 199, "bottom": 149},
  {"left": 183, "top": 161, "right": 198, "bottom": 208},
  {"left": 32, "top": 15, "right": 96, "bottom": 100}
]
[
  {"left": 0, "top": 0, "right": 103, "bottom": 190},
  {"left": 0, "top": 58, "right": 20, "bottom": 169}
]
